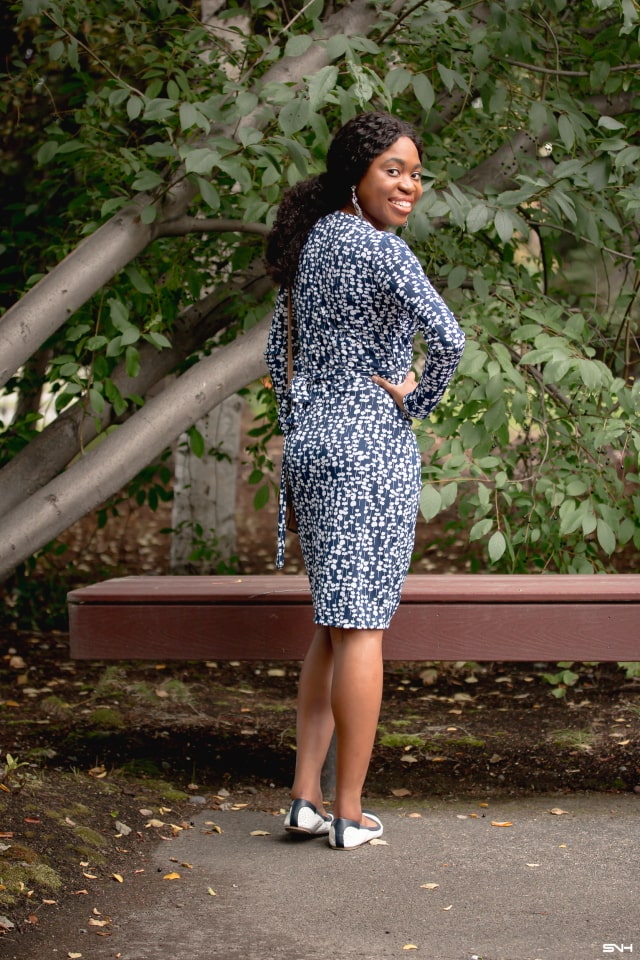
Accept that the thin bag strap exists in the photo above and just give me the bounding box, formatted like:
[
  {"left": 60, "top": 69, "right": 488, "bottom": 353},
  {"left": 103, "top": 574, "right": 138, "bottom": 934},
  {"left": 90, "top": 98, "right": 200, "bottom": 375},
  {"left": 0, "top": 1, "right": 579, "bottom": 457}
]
[{"left": 287, "top": 286, "right": 294, "bottom": 384}]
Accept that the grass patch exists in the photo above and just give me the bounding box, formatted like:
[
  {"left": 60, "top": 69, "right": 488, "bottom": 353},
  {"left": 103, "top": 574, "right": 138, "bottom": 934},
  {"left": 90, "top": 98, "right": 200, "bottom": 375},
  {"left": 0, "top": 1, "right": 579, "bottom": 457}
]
[
  {"left": 550, "top": 729, "right": 594, "bottom": 751},
  {"left": 379, "top": 732, "right": 426, "bottom": 749}
]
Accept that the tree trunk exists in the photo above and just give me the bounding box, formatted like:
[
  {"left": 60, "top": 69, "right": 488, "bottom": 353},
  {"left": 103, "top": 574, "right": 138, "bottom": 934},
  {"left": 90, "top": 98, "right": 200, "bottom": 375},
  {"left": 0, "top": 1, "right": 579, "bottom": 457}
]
[{"left": 170, "top": 394, "right": 243, "bottom": 573}]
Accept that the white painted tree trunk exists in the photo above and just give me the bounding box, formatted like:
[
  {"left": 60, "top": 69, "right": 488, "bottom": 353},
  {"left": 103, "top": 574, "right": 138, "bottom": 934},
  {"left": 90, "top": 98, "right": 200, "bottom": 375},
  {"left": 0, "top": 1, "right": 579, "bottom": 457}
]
[{"left": 170, "top": 394, "right": 243, "bottom": 573}]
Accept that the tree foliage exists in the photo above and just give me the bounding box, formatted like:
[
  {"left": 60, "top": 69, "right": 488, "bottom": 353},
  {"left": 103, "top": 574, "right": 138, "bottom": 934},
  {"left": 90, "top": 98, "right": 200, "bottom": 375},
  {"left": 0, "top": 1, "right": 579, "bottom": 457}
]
[{"left": 0, "top": 0, "right": 639, "bottom": 583}]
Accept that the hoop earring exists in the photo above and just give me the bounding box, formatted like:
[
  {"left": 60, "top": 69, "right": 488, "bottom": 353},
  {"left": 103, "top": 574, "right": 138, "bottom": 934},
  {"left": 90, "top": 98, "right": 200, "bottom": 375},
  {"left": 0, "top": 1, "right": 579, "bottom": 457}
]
[{"left": 351, "top": 185, "right": 364, "bottom": 220}]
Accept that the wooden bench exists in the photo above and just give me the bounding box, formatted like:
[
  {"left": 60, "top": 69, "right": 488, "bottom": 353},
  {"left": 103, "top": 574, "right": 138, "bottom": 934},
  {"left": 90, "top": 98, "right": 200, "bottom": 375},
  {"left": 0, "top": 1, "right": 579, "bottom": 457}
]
[{"left": 68, "top": 574, "right": 640, "bottom": 662}]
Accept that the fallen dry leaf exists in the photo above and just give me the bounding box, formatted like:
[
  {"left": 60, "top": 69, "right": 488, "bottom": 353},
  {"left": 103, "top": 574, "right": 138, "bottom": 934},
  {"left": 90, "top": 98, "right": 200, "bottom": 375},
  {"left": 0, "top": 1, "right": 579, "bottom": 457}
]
[
  {"left": 549, "top": 808, "right": 569, "bottom": 816},
  {"left": 407, "top": 812, "right": 422, "bottom": 819},
  {"left": 207, "top": 887, "right": 217, "bottom": 896},
  {"left": 68, "top": 954, "right": 82, "bottom": 959},
  {"left": 145, "top": 819, "right": 165, "bottom": 829},
  {"left": 111, "top": 874, "right": 124, "bottom": 883},
  {"left": 370, "top": 838, "right": 388, "bottom": 845},
  {"left": 249, "top": 830, "right": 270, "bottom": 837},
  {"left": 443, "top": 904, "right": 453, "bottom": 911},
  {"left": 420, "top": 883, "right": 439, "bottom": 890},
  {"left": 89, "top": 919, "right": 110, "bottom": 927},
  {"left": 526, "top": 863, "right": 540, "bottom": 868},
  {"left": 82, "top": 873, "right": 98, "bottom": 880},
  {"left": 391, "top": 788, "right": 412, "bottom": 797},
  {"left": 163, "top": 872, "right": 181, "bottom": 880},
  {"left": 403, "top": 946, "right": 418, "bottom": 951},
  {"left": 491, "top": 821, "right": 513, "bottom": 827}
]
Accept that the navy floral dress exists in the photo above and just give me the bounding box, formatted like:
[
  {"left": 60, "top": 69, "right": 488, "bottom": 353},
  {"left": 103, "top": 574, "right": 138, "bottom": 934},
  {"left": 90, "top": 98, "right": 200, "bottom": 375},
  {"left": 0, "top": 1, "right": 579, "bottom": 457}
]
[{"left": 265, "top": 212, "right": 465, "bottom": 630}]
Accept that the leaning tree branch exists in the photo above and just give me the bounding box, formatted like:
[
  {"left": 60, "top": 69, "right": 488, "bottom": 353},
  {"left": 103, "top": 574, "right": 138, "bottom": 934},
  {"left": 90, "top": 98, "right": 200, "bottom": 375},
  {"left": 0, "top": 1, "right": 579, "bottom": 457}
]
[
  {"left": 157, "top": 217, "right": 270, "bottom": 237},
  {"left": 502, "top": 57, "right": 640, "bottom": 77},
  {"left": 0, "top": 318, "right": 270, "bottom": 580},
  {"left": 0, "top": 265, "right": 273, "bottom": 519}
]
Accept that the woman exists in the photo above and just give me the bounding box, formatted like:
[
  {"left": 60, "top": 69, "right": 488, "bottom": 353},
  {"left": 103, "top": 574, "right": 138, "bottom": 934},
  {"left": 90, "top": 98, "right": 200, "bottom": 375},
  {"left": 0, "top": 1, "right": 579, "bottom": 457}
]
[{"left": 265, "top": 112, "right": 465, "bottom": 850}]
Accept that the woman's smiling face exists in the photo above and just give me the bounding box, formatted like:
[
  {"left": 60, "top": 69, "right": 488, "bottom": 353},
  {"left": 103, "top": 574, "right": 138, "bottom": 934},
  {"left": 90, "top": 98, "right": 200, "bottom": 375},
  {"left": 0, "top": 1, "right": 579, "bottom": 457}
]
[{"left": 354, "top": 136, "right": 423, "bottom": 230}]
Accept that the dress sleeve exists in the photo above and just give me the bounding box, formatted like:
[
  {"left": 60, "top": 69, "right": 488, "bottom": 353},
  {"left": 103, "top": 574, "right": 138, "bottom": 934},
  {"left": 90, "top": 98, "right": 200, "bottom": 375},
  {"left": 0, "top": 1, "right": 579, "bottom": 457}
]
[
  {"left": 377, "top": 234, "right": 465, "bottom": 420},
  {"left": 264, "top": 286, "right": 290, "bottom": 433}
]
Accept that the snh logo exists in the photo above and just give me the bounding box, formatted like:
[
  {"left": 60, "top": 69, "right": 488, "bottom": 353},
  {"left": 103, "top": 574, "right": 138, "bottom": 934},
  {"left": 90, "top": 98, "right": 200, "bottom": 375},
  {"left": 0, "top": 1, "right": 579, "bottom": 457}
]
[{"left": 603, "top": 946, "right": 634, "bottom": 954}]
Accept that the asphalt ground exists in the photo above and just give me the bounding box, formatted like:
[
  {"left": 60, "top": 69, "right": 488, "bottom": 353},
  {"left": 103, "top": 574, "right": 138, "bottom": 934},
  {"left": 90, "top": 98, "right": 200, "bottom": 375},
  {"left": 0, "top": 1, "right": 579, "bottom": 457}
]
[{"left": 15, "top": 792, "right": 635, "bottom": 960}]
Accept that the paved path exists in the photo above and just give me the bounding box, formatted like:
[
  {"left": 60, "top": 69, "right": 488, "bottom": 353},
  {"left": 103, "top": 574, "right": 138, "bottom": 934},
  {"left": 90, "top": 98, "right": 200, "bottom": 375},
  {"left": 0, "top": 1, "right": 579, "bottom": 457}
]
[{"left": 106, "top": 793, "right": 639, "bottom": 960}]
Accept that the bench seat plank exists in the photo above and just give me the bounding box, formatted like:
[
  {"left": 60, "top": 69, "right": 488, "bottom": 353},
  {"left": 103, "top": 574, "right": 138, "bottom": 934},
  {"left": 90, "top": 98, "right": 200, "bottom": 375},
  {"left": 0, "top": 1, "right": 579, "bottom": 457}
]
[
  {"left": 68, "top": 574, "right": 640, "bottom": 662},
  {"left": 67, "top": 573, "right": 640, "bottom": 603}
]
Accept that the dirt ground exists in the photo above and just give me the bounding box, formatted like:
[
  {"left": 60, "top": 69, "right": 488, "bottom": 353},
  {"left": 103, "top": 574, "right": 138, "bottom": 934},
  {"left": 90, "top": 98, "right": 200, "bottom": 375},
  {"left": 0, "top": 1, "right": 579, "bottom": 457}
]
[{"left": 1, "top": 412, "right": 639, "bottom": 949}]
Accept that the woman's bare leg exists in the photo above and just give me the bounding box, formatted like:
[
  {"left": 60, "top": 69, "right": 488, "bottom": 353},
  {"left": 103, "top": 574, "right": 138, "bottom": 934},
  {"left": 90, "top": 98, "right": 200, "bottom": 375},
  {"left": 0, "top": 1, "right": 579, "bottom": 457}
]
[
  {"left": 290, "top": 625, "right": 335, "bottom": 811},
  {"left": 330, "top": 627, "right": 384, "bottom": 825}
]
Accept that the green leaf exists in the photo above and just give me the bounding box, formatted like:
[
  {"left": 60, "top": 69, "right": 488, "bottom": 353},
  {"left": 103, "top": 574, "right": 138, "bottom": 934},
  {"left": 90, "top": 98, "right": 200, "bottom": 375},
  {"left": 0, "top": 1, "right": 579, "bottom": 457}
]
[
  {"left": 558, "top": 114, "right": 575, "bottom": 150},
  {"left": 596, "top": 519, "right": 616, "bottom": 555},
  {"left": 447, "top": 265, "right": 466, "bottom": 290},
  {"left": 142, "top": 97, "right": 176, "bottom": 121},
  {"left": 272, "top": 137, "right": 309, "bottom": 177},
  {"left": 108, "top": 299, "right": 129, "bottom": 330},
  {"left": 141, "top": 204, "right": 157, "bottom": 224},
  {"left": 488, "top": 530, "right": 506, "bottom": 563},
  {"left": 89, "top": 387, "right": 105, "bottom": 415},
  {"left": 144, "top": 331, "right": 172, "bottom": 350},
  {"left": 125, "top": 265, "right": 153, "bottom": 295},
  {"left": 385, "top": 67, "right": 412, "bottom": 96},
  {"left": 412, "top": 74, "right": 434, "bottom": 114},
  {"left": 189, "top": 426, "right": 205, "bottom": 458},
  {"left": 183, "top": 147, "right": 220, "bottom": 176},
  {"left": 326, "top": 34, "right": 350, "bottom": 60},
  {"left": 466, "top": 204, "right": 490, "bottom": 233},
  {"left": 285, "top": 35, "right": 313, "bottom": 58},
  {"left": 125, "top": 345, "right": 140, "bottom": 379},
  {"left": 470, "top": 519, "right": 493, "bottom": 541},
  {"left": 131, "top": 169, "right": 164, "bottom": 191},
  {"left": 253, "top": 484, "right": 270, "bottom": 511},
  {"left": 49, "top": 39, "right": 65, "bottom": 61},
  {"left": 598, "top": 115, "right": 626, "bottom": 131},
  {"left": 196, "top": 176, "right": 220, "bottom": 212},
  {"left": 494, "top": 209, "right": 514, "bottom": 243},
  {"left": 420, "top": 484, "right": 442, "bottom": 521},
  {"left": 120, "top": 327, "right": 140, "bottom": 346},
  {"left": 179, "top": 101, "right": 199, "bottom": 131},
  {"left": 308, "top": 65, "right": 338, "bottom": 110},
  {"left": 86, "top": 335, "right": 108, "bottom": 351},
  {"left": 279, "top": 98, "right": 311, "bottom": 136},
  {"left": 37, "top": 141, "right": 59, "bottom": 164}
]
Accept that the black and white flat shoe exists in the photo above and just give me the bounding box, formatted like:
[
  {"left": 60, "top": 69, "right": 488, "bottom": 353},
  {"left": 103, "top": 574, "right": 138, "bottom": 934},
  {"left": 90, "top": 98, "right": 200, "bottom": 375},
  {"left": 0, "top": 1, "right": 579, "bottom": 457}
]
[
  {"left": 328, "top": 813, "right": 383, "bottom": 849},
  {"left": 284, "top": 798, "right": 333, "bottom": 836}
]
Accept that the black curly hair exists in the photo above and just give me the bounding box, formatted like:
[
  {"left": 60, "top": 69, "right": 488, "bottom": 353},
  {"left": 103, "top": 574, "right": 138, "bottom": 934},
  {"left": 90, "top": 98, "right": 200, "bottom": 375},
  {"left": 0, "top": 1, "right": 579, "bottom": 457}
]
[{"left": 265, "top": 112, "right": 423, "bottom": 286}]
